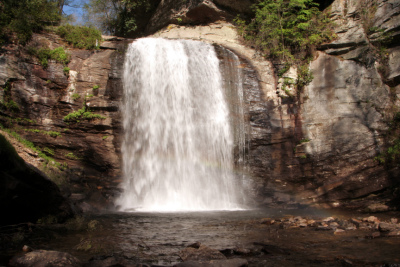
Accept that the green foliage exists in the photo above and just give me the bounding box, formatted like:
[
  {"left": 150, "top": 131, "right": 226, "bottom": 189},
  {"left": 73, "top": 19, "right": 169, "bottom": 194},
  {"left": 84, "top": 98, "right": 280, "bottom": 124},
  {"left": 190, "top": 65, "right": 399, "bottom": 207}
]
[
  {"left": 0, "top": 0, "right": 61, "bottom": 44},
  {"left": 37, "top": 215, "right": 58, "bottom": 225},
  {"left": 43, "top": 147, "right": 55, "bottom": 156},
  {"left": 72, "top": 93, "right": 81, "bottom": 101},
  {"left": 375, "top": 112, "right": 400, "bottom": 165},
  {"left": 235, "top": 0, "right": 335, "bottom": 63},
  {"left": 4, "top": 100, "right": 20, "bottom": 112},
  {"left": 87, "top": 220, "right": 101, "bottom": 231},
  {"left": 63, "top": 101, "right": 106, "bottom": 123},
  {"left": 102, "top": 135, "right": 108, "bottom": 140},
  {"left": 32, "top": 47, "right": 70, "bottom": 68},
  {"left": 83, "top": 0, "right": 155, "bottom": 37},
  {"left": 299, "top": 138, "right": 310, "bottom": 143},
  {"left": 65, "top": 152, "right": 80, "bottom": 160},
  {"left": 63, "top": 67, "right": 70, "bottom": 76},
  {"left": 47, "top": 131, "right": 61, "bottom": 138},
  {"left": 25, "top": 128, "right": 61, "bottom": 138},
  {"left": 56, "top": 24, "right": 102, "bottom": 49},
  {"left": 0, "top": 127, "right": 61, "bottom": 167},
  {"left": 297, "top": 62, "right": 314, "bottom": 87},
  {"left": 92, "top": 85, "right": 99, "bottom": 90}
]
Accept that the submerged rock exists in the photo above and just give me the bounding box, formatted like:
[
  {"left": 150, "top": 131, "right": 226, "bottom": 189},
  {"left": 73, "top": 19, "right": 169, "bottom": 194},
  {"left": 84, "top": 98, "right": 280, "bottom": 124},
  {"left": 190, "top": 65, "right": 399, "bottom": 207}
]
[
  {"left": 9, "top": 250, "right": 82, "bottom": 267},
  {"left": 179, "top": 245, "right": 226, "bottom": 262},
  {"left": 174, "top": 258, "right": 248, "bottom": 267}
]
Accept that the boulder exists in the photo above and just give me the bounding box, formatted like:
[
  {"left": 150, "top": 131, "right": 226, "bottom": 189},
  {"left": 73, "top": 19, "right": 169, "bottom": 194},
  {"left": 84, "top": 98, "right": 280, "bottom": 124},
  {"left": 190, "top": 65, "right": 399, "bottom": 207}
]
[{"left": 146, "top": 0, "right": 231, "bottom": 34}]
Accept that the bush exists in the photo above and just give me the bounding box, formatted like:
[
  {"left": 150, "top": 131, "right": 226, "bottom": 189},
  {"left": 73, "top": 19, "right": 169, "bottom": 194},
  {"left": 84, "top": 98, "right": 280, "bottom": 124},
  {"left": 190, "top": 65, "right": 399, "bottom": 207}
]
[
  {"left": 34, "top": 47, "right": 70, "bottom": 68},
  {"left": 63, "top": 104, "right": 106, "bottom": 123},
  {"left": 72, "top": 93, "right": 81, "bottom": 101},
  {"left": 56, "top": 24, "right": 102, "bottom": 50}
]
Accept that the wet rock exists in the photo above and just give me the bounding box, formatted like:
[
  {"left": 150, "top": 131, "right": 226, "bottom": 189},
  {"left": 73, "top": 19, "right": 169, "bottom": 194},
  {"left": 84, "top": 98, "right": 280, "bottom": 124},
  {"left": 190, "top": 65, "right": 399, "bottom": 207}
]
[
  {"left": 9, "top": 250, "right": 82, "bottom": 267},
  {"left": 174, "top": 258, "right": 248, "bottom": 267},
  {"left": 233, "top": 248, "right": 251, "bottom": 256},
  {"left": 365, "top": 203, "right": 390, "bottom": 213},
  {"left": 22, "top": 245, "right": 33, "bottom": 252},
  {"left": 387, "top": 231, "right": 400, "bottom": 237},
  {"left": 316, "top": 225, "right": 332, "bottom": 231},
  {"left": 219, "top": 249, "right": 234, "bottom": 257},
  {"left": 364, "top": 216, "right": 379, "bottom": 224},
  {"left": 253, "top": 242, "right": 290, "bottom": 255},
  {"left": 179, "top": 245, "right": 226, "bottom": 262},
  {"left": 329, "top": 222, "right": 340, "bottom": 229},
  {"left": 260, "top": 218, "right": 275, "bottom": 225},
  {"left": 350, "top": 218, "right": 362, "bottom": 228},
  {"left": 85, "top": 253, "right": 141, "bottom": 267},
  {"left": 323, "top": 217, "right": 335, "bottom": 223},
  {"left": 334, "top": 229, "right": 345, "bottom": 235},
  {"left": 366, "top": 232, "right": 381, "bottom": 239},
  {"left": 187, "top": 242, "right": 202, "bottom": 249},
  {"left": 379, "top": 222, "right": 398, "bottom": 232}
]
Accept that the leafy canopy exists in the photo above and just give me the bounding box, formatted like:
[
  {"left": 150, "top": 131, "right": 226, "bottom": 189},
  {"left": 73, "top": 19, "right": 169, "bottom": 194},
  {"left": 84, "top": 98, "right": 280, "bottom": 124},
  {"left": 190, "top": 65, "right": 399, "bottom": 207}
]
[
  {"left": 83, "top": 0, "right": 154, "bottom": 37},
  {"left": 0, "top": 0, "right": 61, "bottom": 44}
]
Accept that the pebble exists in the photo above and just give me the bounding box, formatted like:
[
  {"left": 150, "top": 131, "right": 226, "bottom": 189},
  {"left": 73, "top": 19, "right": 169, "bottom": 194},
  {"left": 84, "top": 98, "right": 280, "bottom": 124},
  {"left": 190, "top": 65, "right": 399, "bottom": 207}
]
[
  {"left": 334, "top": 229, "right": 345, "bottom": 234},
  {"left": 323, "top": 217, "right": 335, "bottom": 222}
]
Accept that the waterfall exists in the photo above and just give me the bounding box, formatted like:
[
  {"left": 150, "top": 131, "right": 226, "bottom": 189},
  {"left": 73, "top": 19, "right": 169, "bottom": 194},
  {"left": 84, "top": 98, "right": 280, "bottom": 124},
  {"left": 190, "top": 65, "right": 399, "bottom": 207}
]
[{"left": 116, "top": 38, "right": 245, "bottom": 212}]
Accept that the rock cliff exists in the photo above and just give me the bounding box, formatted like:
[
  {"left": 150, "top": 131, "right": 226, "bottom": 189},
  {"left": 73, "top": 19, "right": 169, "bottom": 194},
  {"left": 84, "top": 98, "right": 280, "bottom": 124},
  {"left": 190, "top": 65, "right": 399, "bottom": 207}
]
[
  {"left": 0, "top": 33, "right": 128, "bottom": 211},
  {"left": 1, "top": 0, "right": 399, "bottom": 212}
]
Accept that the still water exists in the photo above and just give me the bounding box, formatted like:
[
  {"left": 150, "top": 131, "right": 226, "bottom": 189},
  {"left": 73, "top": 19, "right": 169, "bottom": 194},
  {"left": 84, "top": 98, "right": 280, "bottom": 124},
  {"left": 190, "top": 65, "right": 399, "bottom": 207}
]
[{"left": 38, "top": 208, "right": 330, "bottom": 265}]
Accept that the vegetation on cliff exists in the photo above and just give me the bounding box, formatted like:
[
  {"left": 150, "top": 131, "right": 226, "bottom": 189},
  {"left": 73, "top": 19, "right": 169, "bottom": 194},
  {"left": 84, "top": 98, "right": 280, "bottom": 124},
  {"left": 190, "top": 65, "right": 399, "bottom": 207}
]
[
  {"left": 235, "top": 0, "right": 335, "bottom": 90},
  {"left": 56, "top": 24, "right": 102, "bottom": 49},
  {"left": 63, "top": 99, "right": 106, "bottom": 123}
]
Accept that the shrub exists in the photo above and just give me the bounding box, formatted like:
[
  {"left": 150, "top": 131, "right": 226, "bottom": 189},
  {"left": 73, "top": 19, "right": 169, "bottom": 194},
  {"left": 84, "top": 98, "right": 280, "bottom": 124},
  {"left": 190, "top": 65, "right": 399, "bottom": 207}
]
[
  {"left": 56, "top": 24, "right": 102, "bottom": 50},
  {"left": 63, "top": 67, "right": 70, "bottom": 76},
  {"left": 72, "top": 93, "right": 81, "bottom": 101},
  {"left": 92, "top": 85, "right": 99, "bottom": 90},
  {"left": 63, "top": 104, "right": 106, "bottom": 123},
  {"left": 35, "top": 47, "right": 70, "bottom": 68}
]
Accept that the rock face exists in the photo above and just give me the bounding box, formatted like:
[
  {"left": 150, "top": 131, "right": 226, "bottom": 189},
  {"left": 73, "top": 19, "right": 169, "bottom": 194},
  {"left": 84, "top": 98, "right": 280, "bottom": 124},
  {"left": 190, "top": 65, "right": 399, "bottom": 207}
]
[
  {"left": 1, "top": 0, "right": 400, "bottom": 211},
  {"left": 0, "top": 134, "right": 73, "bottom": 225},
  {"left": 0, "top": 33, "right": 128, "bottom": 211}
]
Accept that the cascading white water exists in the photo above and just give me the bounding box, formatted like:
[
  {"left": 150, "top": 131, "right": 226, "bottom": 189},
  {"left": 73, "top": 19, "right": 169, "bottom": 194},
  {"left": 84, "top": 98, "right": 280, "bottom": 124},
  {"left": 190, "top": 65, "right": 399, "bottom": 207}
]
[{"left": 116, "top": 38, "right": 244, "bottom": 212}]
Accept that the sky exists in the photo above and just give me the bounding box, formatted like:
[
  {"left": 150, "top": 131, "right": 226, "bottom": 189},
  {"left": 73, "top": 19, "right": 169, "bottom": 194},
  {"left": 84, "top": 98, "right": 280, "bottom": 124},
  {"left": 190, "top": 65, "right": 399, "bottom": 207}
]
[{"left": 62, "top": 0, "right": 86, "bottom": 25}]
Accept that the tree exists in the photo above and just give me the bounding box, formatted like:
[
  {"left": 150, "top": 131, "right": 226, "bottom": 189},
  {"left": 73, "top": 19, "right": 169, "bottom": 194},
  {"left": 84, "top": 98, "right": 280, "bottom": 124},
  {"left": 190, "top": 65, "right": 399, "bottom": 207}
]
[
  {"left": 0, "top": 0, "right": 61, "bottom": 44},
  {"left": 236, "top": 0, "right": 334, "bottom": 63},
  {"left": 82, "top": 0, "right": 156, "bottom": 37}
]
